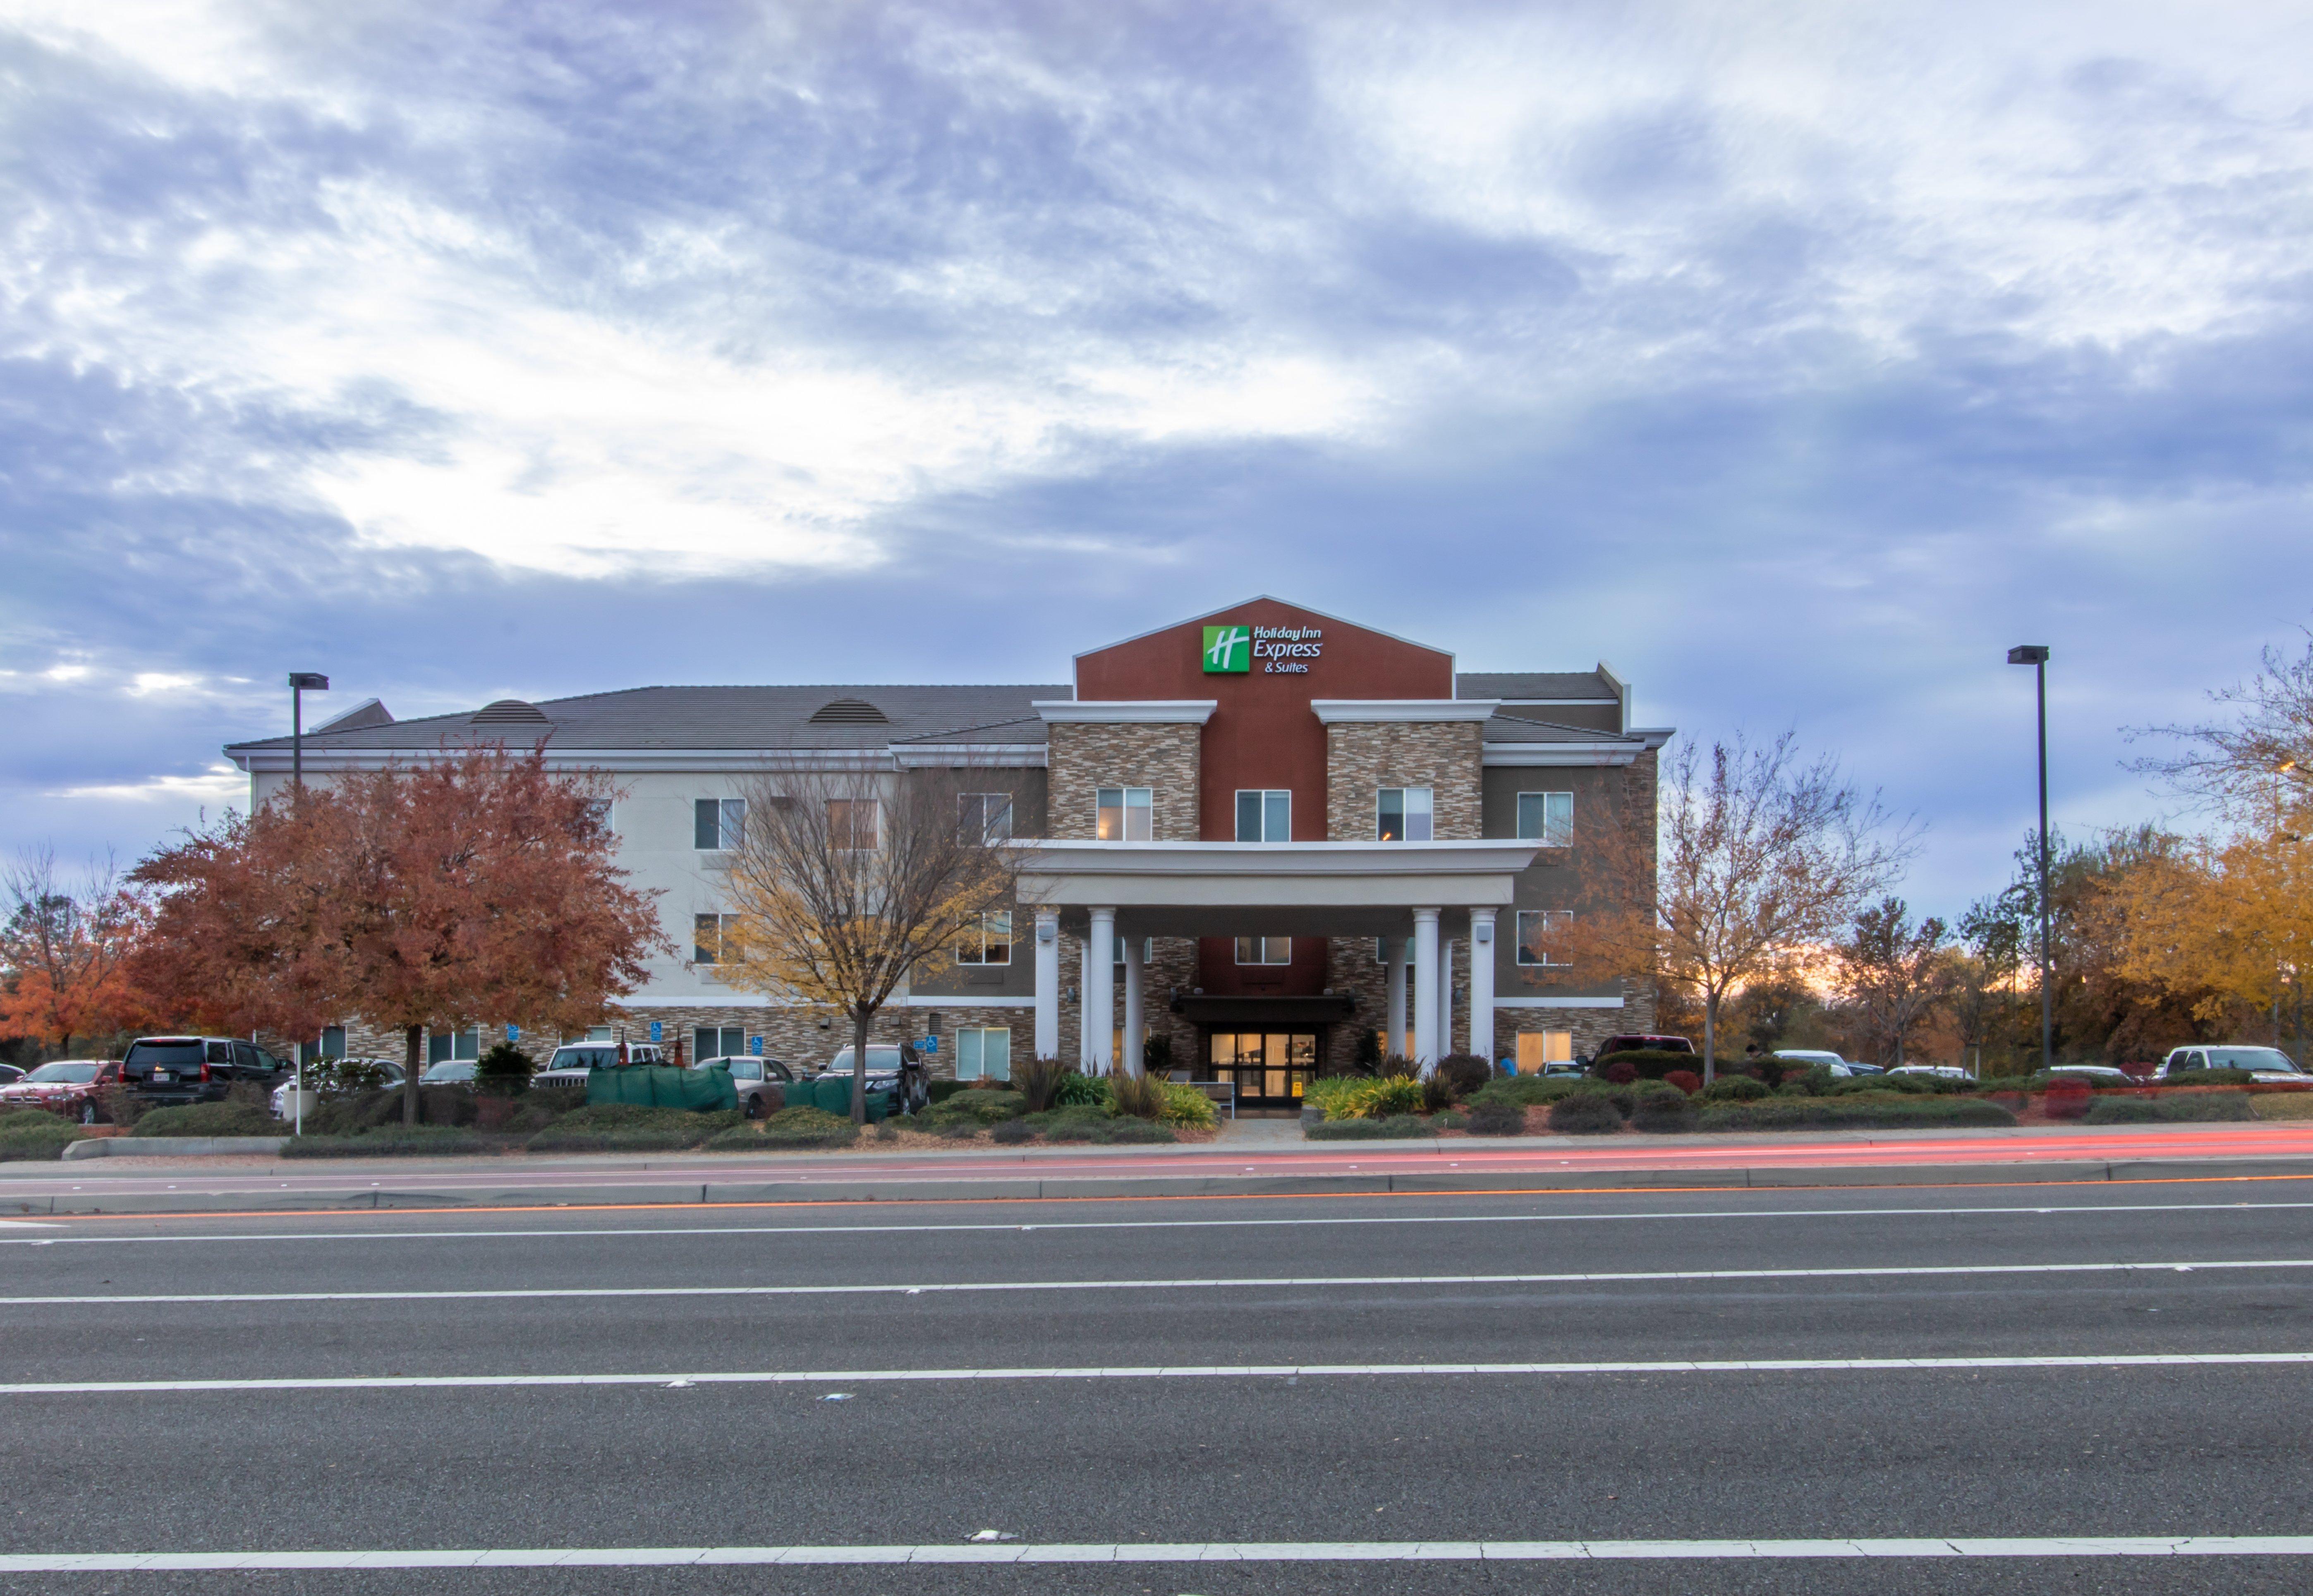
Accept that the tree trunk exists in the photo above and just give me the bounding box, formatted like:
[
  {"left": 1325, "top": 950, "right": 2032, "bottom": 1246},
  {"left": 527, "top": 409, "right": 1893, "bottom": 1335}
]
[
  {"left": 850, "top": 1007, "right": 871, "bottom": 1127},
  {"left": 403, "top": 1024, "right": 423, "bottom": 1127},
  {"left": 1702, "top": 993, "right": 1717, "bottom": 1085}
]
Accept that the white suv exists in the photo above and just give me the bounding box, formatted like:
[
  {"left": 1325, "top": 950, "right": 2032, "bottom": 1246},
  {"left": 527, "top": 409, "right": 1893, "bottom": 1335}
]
[
  {"left": 2160, "top": 1046, "right": 2306, "bottom": 1084},
  {"left": 535, "top": 1041, "right": 666, "bottom": 1086}
]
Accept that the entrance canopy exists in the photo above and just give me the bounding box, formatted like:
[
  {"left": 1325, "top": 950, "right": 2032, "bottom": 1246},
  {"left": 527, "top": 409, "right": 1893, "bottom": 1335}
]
[{"left": 1013, "top": 839, "right": 1541, "bottom": 939}]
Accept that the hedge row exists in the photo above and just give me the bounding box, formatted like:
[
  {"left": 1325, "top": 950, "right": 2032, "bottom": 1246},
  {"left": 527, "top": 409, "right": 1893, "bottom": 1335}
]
[{"left": 1698, "top": 1097, "right": 2019, "bottom": 1131}]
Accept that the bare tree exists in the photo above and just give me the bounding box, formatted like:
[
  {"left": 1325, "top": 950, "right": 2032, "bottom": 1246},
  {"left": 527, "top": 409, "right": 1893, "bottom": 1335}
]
[
  {"left": 718, "top": 765, "right": 1016, "bottom": 1125},
  {"left": 2130, "top": 632, "right": 2313, "bottom": 821},
  {"left": 1578, "top": 732, "right": 1920, "bottom": 1081},
  {"left": 1833, "top": 897, "right": 1954, "bottom": 1067}
]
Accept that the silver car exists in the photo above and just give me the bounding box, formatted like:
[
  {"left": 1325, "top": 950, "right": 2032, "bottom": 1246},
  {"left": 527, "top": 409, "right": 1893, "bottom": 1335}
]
[
  {"left": 2160, "top": 1046, "right": 2307, "bottom": 1085},
  {"left": 695, "top": 1054, "right": 798, "bottom": 1118}
]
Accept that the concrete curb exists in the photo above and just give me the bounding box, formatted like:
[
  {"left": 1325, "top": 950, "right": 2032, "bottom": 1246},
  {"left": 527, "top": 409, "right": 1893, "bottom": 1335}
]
[
  {"left": 16, "top": 1155, "right": 2313, "bottom": 1215},
  {"left": 61, "top": 1137, "right": 288, "bottom": 1161}
]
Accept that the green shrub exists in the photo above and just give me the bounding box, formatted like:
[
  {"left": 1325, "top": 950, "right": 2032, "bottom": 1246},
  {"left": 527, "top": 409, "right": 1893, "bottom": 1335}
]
[
  {"left": 924, "top": 1090, "right": 1027, "bottom": 1128},
  {"left": 528, "top": 1104, "right": 742, "bottom": 1152},
  {"left": 1631, "top": 1086, "right": 1698, "bottom": 1134},
  {"left": 132, "top": 1101, "right": 281, "bottom": 1138},
  {"left": 1011, "top": 1055, "right": 1073, "bottom": 1113},
  {"left": 1103, "top": 1117, "right": 1175, "bottom": 1143},
  {"left": 927, "top": 1079, "right": 972, "bottom": 1103},
  {"left": 1565, "top": 1082, "right": 1638, "bottom": 1117},
  {"left": 1463, "top": 1099, "right": 1524, "bottom": 1136},
  {"left": 1433, "top": 1110, "right": 1468, "bottom": 1130},
  {"left": 990, "top": 1118, "right": 1034, "bottom": 1144},
  {"left": 1158, "top": 1083, "right": 1218, "bottom": 1128},
  {"left": 497, "top": 1099, "right": 569, "bottom": 1136},
  {"left": 702, "top": 1107, "right": 858, "bottom": 1150},
  {"left": 1052, "top": 1071, "right": 1110, "bottom": 1109},
  {"left": 2165, "top": 1068, "right": 2260, "bottom": 1088},
  {"left": 1108, "top": 1070, "right": 1168, "bottom": 1121},
  {"left": 1548, "top": 1094, "right": 1626, "bottom": 1134},
  {"left": 1699, "top": 1075, "right": 1768, "bottom": 1103},
  {"left": 1471, "top": 1077, "right": 1577, "bottom": 1107},
  {"left": 2086, "top": 1092, "right": 2255, "bottom": 1124},
  {"left": 474, "top": 1041, "right": 534, "bottom": 1096},
  {"left": 1318, "top": 1076, "right": 1426, "bottom": 1121},
  {"left": 1700, "top": 1097, "right": 2019, "bottom": 1131},
  {"left": 0, "top": 1112, "right": 84, "bottom": 1161},
  {"left": 1435, "top": 1055, "right": 1492, "bottom": 1099},
  {"left": 1592, "top": 1048, "right": 1700, "bottom": 1081},
  {"left": 280, "top": 1127, "right": 492, "bottom": 1158},
  {"left": 1307, "top": 1117, "right": 1395, "bottom": 1140}
]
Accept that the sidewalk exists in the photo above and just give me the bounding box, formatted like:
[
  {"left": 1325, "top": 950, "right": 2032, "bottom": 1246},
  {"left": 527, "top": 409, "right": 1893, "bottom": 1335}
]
[{"left": 7, "top": 1120, "right": 2313, "bottom": 1216}]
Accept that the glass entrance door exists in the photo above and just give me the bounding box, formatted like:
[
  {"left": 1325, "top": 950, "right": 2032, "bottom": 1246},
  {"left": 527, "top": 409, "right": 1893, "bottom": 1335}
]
[{"left": 1208, "top": 1032, "right": 1318, "bottom": 1107}]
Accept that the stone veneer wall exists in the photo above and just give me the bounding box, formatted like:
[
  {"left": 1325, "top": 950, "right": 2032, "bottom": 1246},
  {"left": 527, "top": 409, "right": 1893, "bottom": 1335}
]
[
  {"left": 1045, "top": 722, "right": 1202, "bottom": 840},
  {"left": 1325, "top": 721, "right": 1483, "bottom": 841}
]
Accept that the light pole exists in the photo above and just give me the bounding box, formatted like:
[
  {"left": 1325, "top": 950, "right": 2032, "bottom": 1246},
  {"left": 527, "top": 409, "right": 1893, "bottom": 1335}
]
[
  {"left": 2007, "top": 645, "right": 2052, "bottom": 1072},
  {"left": 288, "top": 672, "right": 329, "bottom": 803}
]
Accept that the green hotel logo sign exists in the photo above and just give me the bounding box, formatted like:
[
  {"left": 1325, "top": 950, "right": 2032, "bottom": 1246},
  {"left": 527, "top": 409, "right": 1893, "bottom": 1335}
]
[{"left": 1202, "top": 625, "right": 1251, "bottom": 673}]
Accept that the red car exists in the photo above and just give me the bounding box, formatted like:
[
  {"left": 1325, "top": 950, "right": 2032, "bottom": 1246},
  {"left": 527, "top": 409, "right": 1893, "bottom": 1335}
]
[{"left": 0, "top": 1060, "right": 123, "bottom": 1125}]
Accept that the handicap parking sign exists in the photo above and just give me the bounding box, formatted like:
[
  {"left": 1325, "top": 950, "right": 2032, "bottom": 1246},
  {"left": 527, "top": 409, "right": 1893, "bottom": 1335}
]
[
  {"left": 749, "top": 1036, "right": 763, "bottom": 1056},
  {"left": 920, "top": 1034, "right": 938, "bottom": 1053},
  {"left": 648, "top": 1021, "right": 662, "bottom": 1043}
]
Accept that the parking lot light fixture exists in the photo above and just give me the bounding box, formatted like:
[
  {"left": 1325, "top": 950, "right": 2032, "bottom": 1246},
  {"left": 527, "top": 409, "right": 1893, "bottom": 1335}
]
[
  {"left": 2007, "top": 645, "right": 2052, "bottom": 1072},
  {"left": 288, "top": 672, "right": 329, "bottom": 802}
]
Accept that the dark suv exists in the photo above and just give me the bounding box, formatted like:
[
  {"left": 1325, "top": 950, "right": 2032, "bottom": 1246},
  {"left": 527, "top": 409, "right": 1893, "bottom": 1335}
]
[{"left": 120, "top": 1036, "right": 288, "bottom": 1106}]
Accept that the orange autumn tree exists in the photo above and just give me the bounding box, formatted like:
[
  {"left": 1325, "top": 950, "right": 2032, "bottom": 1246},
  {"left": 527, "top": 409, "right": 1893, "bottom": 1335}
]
[
  {"left": 133, "top": 746, "right": 669, "bottom": 1124},
  {"left": 0, "top": 848, "right": 158, "bottom": 1056}
]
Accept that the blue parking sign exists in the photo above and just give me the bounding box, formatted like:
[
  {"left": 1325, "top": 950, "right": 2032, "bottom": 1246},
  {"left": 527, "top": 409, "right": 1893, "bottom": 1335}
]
[
  {"left": 920, "top": 1034, "right": 938, "bottom": 1053},
  {"left": 648, "top": 1021, "right": 662, "bottom": 1043},
  {"left": 505, "top": 1024, "right": 520, "bottom": 1042},
  {"left": 749, "top": 1036, "right": 763, "bottom": 1056}
]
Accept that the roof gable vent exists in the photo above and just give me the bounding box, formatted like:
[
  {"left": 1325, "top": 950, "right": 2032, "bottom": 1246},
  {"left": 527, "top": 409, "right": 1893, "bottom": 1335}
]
[
  {"left": 808, "top": 698, "right": 889, "bottom": 725},
  {"left": 470, "top": 699, "right": 550, "bottom": 725}
]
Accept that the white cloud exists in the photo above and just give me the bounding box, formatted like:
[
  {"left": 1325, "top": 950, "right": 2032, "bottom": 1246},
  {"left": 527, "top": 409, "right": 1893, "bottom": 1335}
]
[
  {"left": 127, "top": 672, "right": 202, "bottom": 696},
  {"left": 50, "top": 763, "right": 246, "bottom": 804}
]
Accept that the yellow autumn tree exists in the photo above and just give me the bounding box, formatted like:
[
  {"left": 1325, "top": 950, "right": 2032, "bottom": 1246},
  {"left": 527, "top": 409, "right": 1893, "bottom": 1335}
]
[
  {"left": 2111, "top": 816, "right": 2313, "bottom": 1055},
  {"left": 714, "top": 765, "right": 1018, "bottom": 1124}
]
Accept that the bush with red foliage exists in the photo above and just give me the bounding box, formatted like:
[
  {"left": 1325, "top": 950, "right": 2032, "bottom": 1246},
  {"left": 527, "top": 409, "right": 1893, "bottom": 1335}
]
[
  {"left": 2043, "top": 1079, "right": 2092, "bottom": 1120},
  {"left": 1601, "top": 1060, "right": 1638, "bottom": 1084},
  {"left": 1664, "top": 1070, "right": 1702, "bottom": 1095}
]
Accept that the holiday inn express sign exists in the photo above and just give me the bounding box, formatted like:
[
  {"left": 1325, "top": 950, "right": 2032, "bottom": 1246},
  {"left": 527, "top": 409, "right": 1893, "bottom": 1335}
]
[{"left": 1203, "top": 623, "right": 1322, "bottom": 675}]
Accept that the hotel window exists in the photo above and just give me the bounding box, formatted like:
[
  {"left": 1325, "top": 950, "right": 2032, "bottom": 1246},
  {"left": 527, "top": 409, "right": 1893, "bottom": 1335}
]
[
  {"left": 1517, "top": 791, "right": 1573, "bottom": 849},
  {"left": 694, "top": 913, "right": 744, "bottom": 965},
  {"left": 827, "top": 798, "right": 877, "bottom": 850},
  {"left": 299, "top": 1026, "right": 347, "bottom": 1067},
  {"left": 1515, "top": 1031, "right": 1574, "bottom": 1073},
  {"left": 694, "top": 1025, "right": 747, "bottom": 1062},
  {"left": 1377, "top": 787, "right": 1432, "bottom": 842},
  {"left": 958, "top": 792, "right": 1013, "bottom": 843},
  {"left": 956, "top": 1027, "right": 1012, "bottom": 1082},
  {"left": 1097, "top": 787, "right": 1152, "bottom": 841},
  {"left": 694, "top": 798, "right": 745, "bottom": 850},
  {"left": 426, "top": 1028, "right": 481, "bottom": 1065},
  {"left": 1516, "top": 909, "right": 1573, "bottom": 967},
  {"left": 1235, "top": 936, "right": 1291, "bottom": 965},
  {"left": 1235, "top": 789, "right": 1291, "bottom": 841},
  {"left": 956, "top": 910, "right": 1013, "bottom": 965}
]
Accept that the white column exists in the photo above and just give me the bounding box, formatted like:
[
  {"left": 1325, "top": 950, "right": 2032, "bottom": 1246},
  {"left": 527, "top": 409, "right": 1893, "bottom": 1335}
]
[
  {"left": 1411, "top": 907, "right": 1440, "bottom": 1066},
  {"left": 1383, "top": 936, "right": 1408, "bottom": 1062},
  {"left": 1122, "top": 931, "right": 1145, "bottom": 1077},
  {"left": 1087, "top": 907, "right": 1116, "bottom": 1074},
  {"left": 1438, "top": 936, "right": 1455, "bottom": 1057},
  {"left": 1033, "top": 909, "right": 1060, "bottom": 1062},
  {"left": 1469, "top": 909, "right": 1497, "bottom": 1073},
  {"left": 1077, "top": 939, "right": 1092, "bottom": 1067}
]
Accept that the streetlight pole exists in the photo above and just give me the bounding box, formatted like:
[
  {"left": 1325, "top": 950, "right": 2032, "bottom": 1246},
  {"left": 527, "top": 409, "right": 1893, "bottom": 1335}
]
[
  {"left": 2007, "top": 646, "right": 2053, "bottom": 1072},
  {"left": 288, "top": 672, "right": 329, "bottom": 805}
]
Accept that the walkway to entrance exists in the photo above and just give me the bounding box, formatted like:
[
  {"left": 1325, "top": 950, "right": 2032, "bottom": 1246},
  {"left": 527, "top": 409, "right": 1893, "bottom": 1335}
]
[{"left": 1015, "top": 837, "right": 1542, "bottom": 1073}]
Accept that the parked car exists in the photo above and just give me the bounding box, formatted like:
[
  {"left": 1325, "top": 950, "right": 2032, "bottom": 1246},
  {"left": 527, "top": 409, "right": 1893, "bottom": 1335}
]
[
  {"left": 696, "top": 1054, "right": 798, "bottom": 1117},
  {"left": 1886, "top": 1064, "right": 1971, "bottom": 1080},
  {"left": 2160, "top": 1046, "right": 2307, "bottom": 1084},
  {"left": 1773, "top": 1049, "right": 1854, "bottom": 1076},
  {"left": 821, "top": 1044, "right": 930, "bottom": 1115},
  {"left": 119, "top": 1036, "right": 287, "bottom": 1106},
  {"left": 2042, "top": 1063, "right": 2133, "bottom": 1081},
  {"left": 1597, "top": 1034, "right": 1694, "bottom": 1057},
  {"left": 418, "top": 1061, "right": 479, "bottom": 1086},
  {"left": 0, "top": 1064, "right": 24, "bottom": 1086},
  {"left": 533, "top": 1041, "right": 667, "bottom": 1088},
  {"left": 271, "top": 1059, "right": 404, "bottom": 1121},
  {"left": 0, "top": 1060, "right": 122, "bottom": 1124}
]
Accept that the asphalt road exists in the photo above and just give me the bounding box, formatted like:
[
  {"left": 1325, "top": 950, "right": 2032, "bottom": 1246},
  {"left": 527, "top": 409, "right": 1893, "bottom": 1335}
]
[{"left": 5, "top": 1182, "right": 2313, "bottom": 1592}]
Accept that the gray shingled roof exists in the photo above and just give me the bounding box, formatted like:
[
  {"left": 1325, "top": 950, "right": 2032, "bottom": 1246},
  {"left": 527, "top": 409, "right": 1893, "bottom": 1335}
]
[
  {"left": 226, "top": 685, "right": 1071, "bottom": 755},
  {"left": 1458, "top": 671, "right": 1617, "bottom": 701},
  {"left": 1480, "top": 712, "right": 1648, "bottom": 745}
]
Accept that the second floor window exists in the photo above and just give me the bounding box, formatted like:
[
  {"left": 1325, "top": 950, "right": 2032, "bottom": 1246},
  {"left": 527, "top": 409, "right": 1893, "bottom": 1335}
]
[
  {"left": 694, "top": 913, "right": 744, "bottom": 965},
  {"left": 958, "top": 792, "right": 1013, "bottom": 843},
  {"left": 1377, "top": 787, "right": 1432, "bottom": 842},
  {"left": 1235, "top": 936, "right": 1291, "bottom": 965},
  {"left": 828, "top": 799, "right": 877, "bottom": 850},
  {"left": 1517, "top": 791, "right": 1574, "bottom": 849},
  {"left": 1097, "top": 787, "right": 1152, "bottom": 841},
  {"left": 1516, "top": 909, "right": 1573, "bottom": 967},
  {"left": 694, "top": 798, "right": 744, "bottom": 850},
  {"left": 1235, "top": 789, "right": 1291, "bottom": 841},
  {"left": 956, "top": 910, "right": 1013, "bottom": 965}
]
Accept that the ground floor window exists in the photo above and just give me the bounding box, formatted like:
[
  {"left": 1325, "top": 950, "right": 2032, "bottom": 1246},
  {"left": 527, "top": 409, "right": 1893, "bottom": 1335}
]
[
  {"left": 694, "top": 1025, "right": 747, "bottom": 1062},
  {"left": 428, "top": 1028, "right": 481, "bottom": 1065},
  {"left": 1516, "top": 909, "right": 1573, "bottom": 966},
  {"left": 1234, "top": 936, "right": 1291, "bottom": 965},
  {"left": 299, "top": 1026, "right": 346, "bottom": 1067},
  {"left": 1209, "top": 1031, "right": 1317, "bottom": 1105},
  {"left": 957, "top": 1027, "right": 1012, "bottom": 1081},
  {"left": 1516, "top": 1031, "right": 1573, "bottom": 1072}
]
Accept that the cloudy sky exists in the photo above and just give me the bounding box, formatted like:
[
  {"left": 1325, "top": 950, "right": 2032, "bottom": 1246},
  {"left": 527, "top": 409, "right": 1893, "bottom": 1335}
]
[{"left": 4, "top": 0, "right": 2309, "bottom": 915}]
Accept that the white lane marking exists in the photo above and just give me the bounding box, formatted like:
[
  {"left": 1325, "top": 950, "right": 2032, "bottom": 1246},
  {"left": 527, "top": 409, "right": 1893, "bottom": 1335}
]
[
  {"left": 11, "top": 1256, "right": 2313, "bottom": 1306},
  {"left": 4, "top": 1538, "right": 2313, "bottom": 1568},
  {"left": 7, "top": 1351, "right": 2313, "bottom": 1396},
  {"left": 11, "top": 1200, "right": 2313, "bottom": 1247}
]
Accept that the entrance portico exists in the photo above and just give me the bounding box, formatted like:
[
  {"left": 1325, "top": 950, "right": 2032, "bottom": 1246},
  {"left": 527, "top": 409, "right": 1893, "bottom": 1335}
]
[{"left": 1018, "top": 838, "right": 1542, "bottom": 1077}]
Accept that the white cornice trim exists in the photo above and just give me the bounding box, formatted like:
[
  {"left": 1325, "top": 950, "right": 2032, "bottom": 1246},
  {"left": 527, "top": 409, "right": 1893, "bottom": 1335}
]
[
  {"left": 1481, "top": 743, "right": 1640, "bottom": 767},
  {"left": 1311, "top": 700, "right": 1499, "bottom": 724},
  {"left": 1014, "top": 838, "right": 1541, "bottom": 877},
  {"left": 890, "top": 745, "right": 1048, "bottom": 768},
  {"left": 1034, "top": 700, "right": 1217, "bottom": 725},
  {"left": 229, "top": 747, "right": 899, "bottom": 775},
  {"left": 1494, "top": 996, "right": 1627, "bottom": 1009}
]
